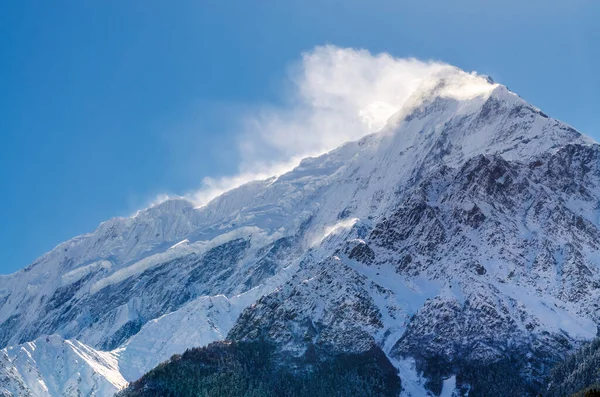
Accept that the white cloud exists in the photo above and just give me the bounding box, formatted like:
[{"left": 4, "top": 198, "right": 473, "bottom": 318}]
[
  {"left": 187, "top": 45, "right": 453, "bottom": 206},
  {"left": 189, "top": 157, "right": 301, "bottom": 205}
]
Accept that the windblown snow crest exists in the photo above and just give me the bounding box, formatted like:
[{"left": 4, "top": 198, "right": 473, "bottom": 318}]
[{"left": 1, "top": 67, "right": 598, "bottom": 396}]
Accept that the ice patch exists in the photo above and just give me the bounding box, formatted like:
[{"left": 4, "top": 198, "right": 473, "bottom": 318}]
[
  {"left": 440, "top": 376, "right": 457, "bottom": 397},
  {"left": 392, "top": 357, "right": 430, "bottom": 397},
  {"left": 168, "top": 239, "right": 189, "bottom": 250}
]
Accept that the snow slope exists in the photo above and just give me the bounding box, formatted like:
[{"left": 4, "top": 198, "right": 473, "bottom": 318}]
[{"left": 0, "top": 335, "right": 125, "bottom": 396}]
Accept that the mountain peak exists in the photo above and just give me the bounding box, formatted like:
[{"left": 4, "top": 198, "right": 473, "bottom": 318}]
[
  {"left": 398, "top": 67, "right": 499, "bottom": 116},
  {"left": 379, "top": 69, "right": 588, "bottom": 171}
]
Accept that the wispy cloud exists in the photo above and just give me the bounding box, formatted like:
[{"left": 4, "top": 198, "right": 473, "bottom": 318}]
[{"left": 187, "top": 45, "right": 451, "bottom": 206}]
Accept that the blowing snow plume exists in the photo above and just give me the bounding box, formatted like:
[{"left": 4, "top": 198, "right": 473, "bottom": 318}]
[{"left": 190, "top": 46, "right": 454, "bottom": 205}]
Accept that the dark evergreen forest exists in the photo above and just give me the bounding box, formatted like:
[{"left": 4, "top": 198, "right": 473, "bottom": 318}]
[{"left": 117, "top": 340, "right": 401, "bottom": 397}]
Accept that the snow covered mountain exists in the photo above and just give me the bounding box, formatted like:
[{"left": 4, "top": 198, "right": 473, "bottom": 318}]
[
  {"left": 1, "top": 68, "right": 599, "bottom": 396},
  {"left": 0, "top": 335, "right": 126, "bottom": 396}
]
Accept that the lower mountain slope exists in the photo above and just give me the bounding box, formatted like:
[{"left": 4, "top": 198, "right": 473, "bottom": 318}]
[
  {"left": 546, "top": 337, "right": 600, "bottom": 397},
  {"left": 116, "top": 340, "right": 401, "bottom": 397}
]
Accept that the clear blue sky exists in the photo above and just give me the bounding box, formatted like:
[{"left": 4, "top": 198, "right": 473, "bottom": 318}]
[{"left": 1, "top": 0, "right": 599, "bottom": 274}]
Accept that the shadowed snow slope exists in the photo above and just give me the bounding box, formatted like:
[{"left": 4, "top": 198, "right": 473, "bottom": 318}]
[{"left": 0, "top": 68, "right": 598, "bottom": 396}]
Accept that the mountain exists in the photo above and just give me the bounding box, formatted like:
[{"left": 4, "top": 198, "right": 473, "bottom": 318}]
[
  {"left": 0, "top": 335, "right": 126, "bottom": 396},
  {"left": 1, "top": 68, "right": 599, "bottom": 396}
]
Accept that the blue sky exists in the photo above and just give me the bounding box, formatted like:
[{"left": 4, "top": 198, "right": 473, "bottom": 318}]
[{"left": 1, "top": 0, "right": 599, "bottom": 274}]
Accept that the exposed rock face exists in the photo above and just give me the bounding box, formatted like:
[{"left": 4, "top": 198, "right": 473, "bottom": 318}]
[{"left": 1, "top": 69, "right": 598, "bottom": 395}]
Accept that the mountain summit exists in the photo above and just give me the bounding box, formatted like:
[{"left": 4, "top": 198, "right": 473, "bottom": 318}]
[{"left": 1, "top": 69, "right": 599, "bottom": 396}]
